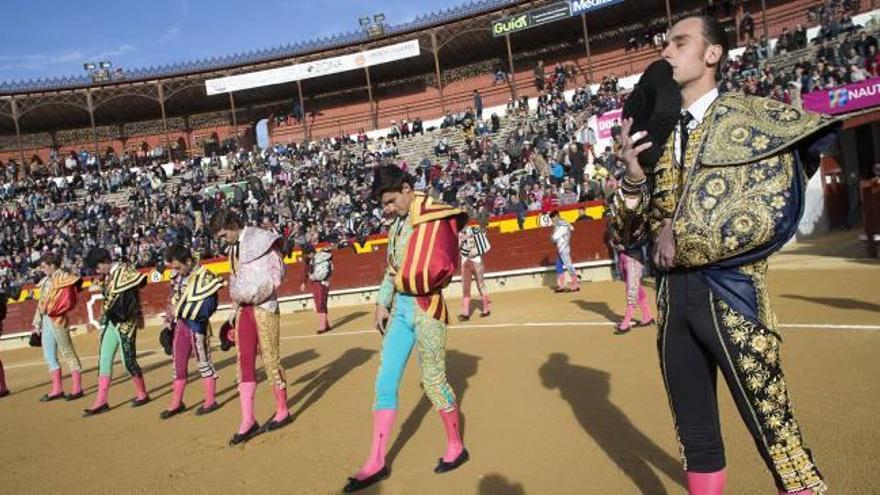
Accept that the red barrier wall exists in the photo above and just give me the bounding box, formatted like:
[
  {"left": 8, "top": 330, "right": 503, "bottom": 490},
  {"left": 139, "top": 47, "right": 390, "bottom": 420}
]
[{"left": 2, "top": 218, "right": 610, "bottom": 333}]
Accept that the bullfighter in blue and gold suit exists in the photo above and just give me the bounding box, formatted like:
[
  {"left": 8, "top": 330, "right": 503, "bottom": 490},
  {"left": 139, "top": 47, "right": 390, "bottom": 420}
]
[{"left": 612, "top": 16, "right": 835, "bottom": 495}]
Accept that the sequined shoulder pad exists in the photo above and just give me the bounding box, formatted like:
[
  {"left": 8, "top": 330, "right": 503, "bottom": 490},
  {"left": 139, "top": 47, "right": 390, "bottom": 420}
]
[{"left": 700, "top": 95, "right": 838, "bottom": 167}]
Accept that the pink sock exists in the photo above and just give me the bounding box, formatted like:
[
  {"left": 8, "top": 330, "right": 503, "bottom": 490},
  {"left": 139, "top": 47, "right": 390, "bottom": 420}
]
[
  {"left": 556, "top": 274, "right": 565, "bottom": 289},
  {"left": 620, "top": 305, "right": 636, "bottom": 328},
  {"left": 167, "top": 379, "right": 186, "bottom": 410},
  {"left": 132, "top": 375, "right": 148, "bottom": 401},
  {"left": 0, "top": 359, "right": 6, "bottom": 392},
  {"left": 481, "top": 296, "right": 491, "bottom": 314},
  {"left": 90, "top": 375, "right": 111, "bottom": 409},
  {"left": 439, "top": 407, "right": 465, "bottom": 462},
  {"left": 686, "top": 469, "right": 726, "bottom": 495},
  {"left": 71, "top": 371, "right": 82, "bottom": 395},
  {"left": 638, "top": 287, "right": 653, "bottom": 321},
  {"left": 273, "top": 385, "right": 289, "bottom": 421},
  {"left": 356, "top": 409, "right": 396, "bottom": 480},
  {"left": 461, "top": 296, "right": 470, "bottom": 316},
  {"left": 202, "top": 377, "right": 217, "bottom": 408},
  {"left": 49, "top": 368, "right": 63, "bottom": 396},
  {"left": 238, "top": 382, "right": 257, "bottom": 434},
  {"left": 568, "top": 275, "right": 580, "bottom": 291}
]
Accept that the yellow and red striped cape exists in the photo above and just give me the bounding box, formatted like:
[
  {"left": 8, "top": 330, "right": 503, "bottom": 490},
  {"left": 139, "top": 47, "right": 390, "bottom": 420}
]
[{"left": 393, "top": 193, "right": 468, "bottom": 324}]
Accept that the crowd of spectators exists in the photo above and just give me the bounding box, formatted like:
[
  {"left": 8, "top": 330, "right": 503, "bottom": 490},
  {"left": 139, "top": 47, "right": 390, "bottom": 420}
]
[
  {"left": 721, "top": 0, "right": 872, "bottom": 104},
  {"left": 0, "top": 0, "right": 875, "bottom": 295}
]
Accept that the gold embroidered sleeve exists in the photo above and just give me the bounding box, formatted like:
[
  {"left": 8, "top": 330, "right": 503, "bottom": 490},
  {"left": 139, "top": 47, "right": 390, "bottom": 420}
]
[{"left": 673, "top": 152, "right": 796, "bottom": 268}]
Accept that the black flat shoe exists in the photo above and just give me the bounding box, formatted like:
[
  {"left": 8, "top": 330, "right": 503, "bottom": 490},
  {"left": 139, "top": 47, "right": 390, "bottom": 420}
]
[
  {"left": 131, "top": 396, "right": 151, "bottom": 408},
  {"left": 263, "top": 413, "right": 293, "bottom": 432},
  {"left": 82, "top": 403, "right": 110, "bottom": 417},
  {"left": 343, "top": 466, "right": 390, "bottom": 493},
  {"left": 479, "top": 311, "right": 491, "bottom": 318},
  {"left": 66, "top": 391, "right": 84, "bottom": 401},
  {"left": 435, "top": 448, "right": 470, "bottom": 473},
  {"left": 195, "top": 403, "right": 221, "bottom": 416},
  {"left": 228, "top": 422, "right": 261, "bottom": 446},
  {"left": 457, "top": 314, "right": 470, "bottom": 322},
  {"left": 316, "top": 326, "right": 333, "bottom": 335},
  {"left": 160, "top": 403, "right": 186, "bottom": 420},
  {"left": 637, "top": 318, "right": 656, "bottom": 327},
  {"left": 0, "top": 390, "right": 10, "bottom": 398},
  {"left": 40, "top": 392, "right": 66, "bottom": 402},
  {"left": 614, "top": 323, "right": 633, "bottom": 335}
]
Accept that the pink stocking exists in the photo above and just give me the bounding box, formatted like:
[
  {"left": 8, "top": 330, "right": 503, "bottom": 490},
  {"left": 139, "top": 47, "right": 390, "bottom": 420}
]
[
  {"left": 439, "top": 407, "right": 465, "bottom": 462},
  {"left": 71, "top": 370, "right": 82, "bottom": 395},
  {"left": 131, "top": 375, "right": 148, "bottom": 401},
  {"left": 638, "top": 287, "right": 653, "bottom": 322},
  {"left": 355, "top": 409, "right": 396, "bottom": 480},
  {"left": 273, "top": 385, "right": 289, "bottom": 421},
  {"left": 686, "top": 470, "right": 726, "bottom": 495},
  {"left": 237, "top": 382, "right": 257, "bottom": 434},
  {"left": 167, "top": 379, "right": 186, "bottom": 410},
  {"left": 202, "top": 377, "right": 217, "bottom": 408},
  {"left": 49, "top": 368, "right": 63, "bottom": 396}
]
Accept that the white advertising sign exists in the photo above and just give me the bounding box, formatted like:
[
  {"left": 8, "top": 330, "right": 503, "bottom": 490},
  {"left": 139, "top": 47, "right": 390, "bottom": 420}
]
[{"left": 205, "top": 40, "right": 421, "bottom": 95}]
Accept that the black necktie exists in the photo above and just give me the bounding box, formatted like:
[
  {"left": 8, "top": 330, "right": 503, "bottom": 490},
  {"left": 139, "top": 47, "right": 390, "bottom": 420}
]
[{"left": 679, "top": 111, "right": 694, "bottom": 166}]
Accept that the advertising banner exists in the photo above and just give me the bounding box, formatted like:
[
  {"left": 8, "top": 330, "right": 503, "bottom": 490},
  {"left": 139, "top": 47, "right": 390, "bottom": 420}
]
[
  {"left": 205, "top": 40, "right": 420, "bottom": 95},
  {"left": 596, "top": 108, "right": 622, "bottom": 139},
  {"left": 802, "top": 77, "right": 880, "bottom": 115},
  {"left": 491, "top": 2, "right": 570, "bottom": 37},
  {"left": 568, "top": 0, "right": 625, "bottom": 16}
]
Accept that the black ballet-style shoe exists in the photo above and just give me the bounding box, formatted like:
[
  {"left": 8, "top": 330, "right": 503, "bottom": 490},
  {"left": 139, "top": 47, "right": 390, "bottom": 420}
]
[
  {"left": 263, "top": 414, "right": 293, "bottom": 432},
  {"left": 614, "top": 322, "right": 633, "bottom": 335},
  {"left": 637, "top": 318, "right": 656, "bottom": 328},
  {"left": 160, "top": 403, "right": 186, "bottom": 420},
  {"left": 130, "top": 396, "right": 151, "bottom": 408},
  {"left": 434, "top": 448, "right": 470, "bottom": 474},
  {"left": 66, "top": 391, "right": 84, "bottom": 401},
  {"left": 40, "top": 392, "right": 66, "bottom": 403},
  {"left": 457, "top": 314, "right": 470, "bottom": 322},
  {"left": 195, "top": 403, "right": 221, "bottom": 416},
  {"left": 0, "top": 390, "right": 10, "bottom": 399},
  {"left": 479, "top": 311, "right": 491, "bottom": 318},
  {"left": 343, "top": 466, "right": 390, "bottom": 493},
  {"left": 228, "top": 422, "right": 261, "bottom": 446},
  {"left": 82, "top": 403, "right": 110, "bottom": 417}
]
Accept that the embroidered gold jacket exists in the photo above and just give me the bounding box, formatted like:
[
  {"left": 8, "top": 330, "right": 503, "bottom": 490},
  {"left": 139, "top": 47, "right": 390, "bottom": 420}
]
[
  {"left": 169, "top": 265, "right": 224, "bottom": 333},
  {"left": 100, "top": 264, "right": 148, "bottom": 335},
  {"left": 611, "top": 94, "right": 837, "bottom": 328}
]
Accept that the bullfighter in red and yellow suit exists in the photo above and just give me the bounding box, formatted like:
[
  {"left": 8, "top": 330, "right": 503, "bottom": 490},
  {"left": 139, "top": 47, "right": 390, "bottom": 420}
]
[
  {"left": 33, "top": 264, "right": 84, "bottom": 402},
  {"left": 345, "top": 183, "right": 470, "bottom": 492}
]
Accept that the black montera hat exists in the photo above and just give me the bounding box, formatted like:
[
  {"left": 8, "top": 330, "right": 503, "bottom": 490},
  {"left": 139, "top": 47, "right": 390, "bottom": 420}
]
[{"left": 622, "top": 60, "right": 682, "bottom": 170}]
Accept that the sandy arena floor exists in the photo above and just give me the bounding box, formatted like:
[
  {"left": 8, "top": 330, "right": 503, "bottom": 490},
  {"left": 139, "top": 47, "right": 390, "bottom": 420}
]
[{"left": 0, "top": 231, "right": 877, "bottom": 494}]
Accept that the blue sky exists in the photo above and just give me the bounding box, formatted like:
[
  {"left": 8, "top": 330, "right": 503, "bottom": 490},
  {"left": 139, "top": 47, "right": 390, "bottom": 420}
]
[{"left": 0, "top": 0, "right": 466, "bottom": 83}]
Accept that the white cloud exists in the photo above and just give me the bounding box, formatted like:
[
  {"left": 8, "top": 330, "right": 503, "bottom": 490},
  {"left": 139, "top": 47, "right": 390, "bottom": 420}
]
[
  {"left": 0, "top": 44, "right": 136, "bottom": 72},
  {"left": 100, "top": 44, "right": 136, "bottom": 58},
  {"left": 159, "top": 26, "right": 181, "bottom": 44}
]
